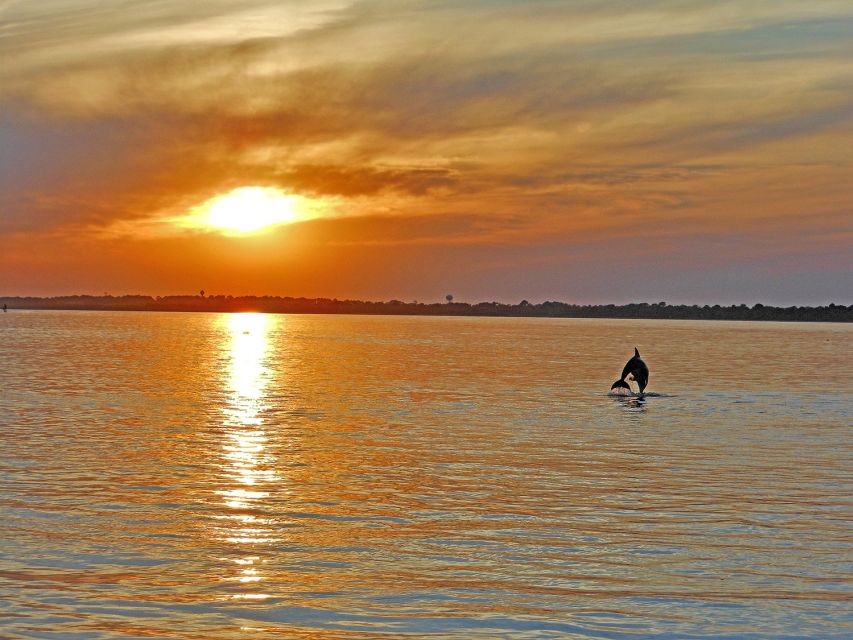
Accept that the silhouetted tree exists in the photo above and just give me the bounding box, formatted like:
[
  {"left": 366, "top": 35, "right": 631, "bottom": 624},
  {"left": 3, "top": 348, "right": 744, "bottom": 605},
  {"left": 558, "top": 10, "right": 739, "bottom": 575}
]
[
  {"left": 0, "top": 294, "right": 848, "bottom": 321},
  {"left": 446, "top": 294, "right": 454, "bottom": 303}
]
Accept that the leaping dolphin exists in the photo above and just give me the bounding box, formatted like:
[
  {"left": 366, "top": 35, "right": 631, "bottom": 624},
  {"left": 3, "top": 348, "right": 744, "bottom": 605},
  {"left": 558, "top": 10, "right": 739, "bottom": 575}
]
[{"left": 611, "top": 347, "right": 649, "bottom": 395}]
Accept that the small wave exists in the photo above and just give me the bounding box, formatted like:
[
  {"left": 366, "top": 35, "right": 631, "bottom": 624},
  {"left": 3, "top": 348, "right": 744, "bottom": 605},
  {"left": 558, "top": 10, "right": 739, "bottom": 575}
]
[
  {"left": 607, "top": 388, "right": 632, "bottom": 397},
  {"left": 606, "top": 390, "right": 671, "bottom": 398}
]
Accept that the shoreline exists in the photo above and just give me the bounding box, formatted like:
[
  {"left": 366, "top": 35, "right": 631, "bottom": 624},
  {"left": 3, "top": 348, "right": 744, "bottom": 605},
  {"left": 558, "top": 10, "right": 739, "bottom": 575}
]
[{"left": 2, "top": 296, "right": 850, "bottom": 322}]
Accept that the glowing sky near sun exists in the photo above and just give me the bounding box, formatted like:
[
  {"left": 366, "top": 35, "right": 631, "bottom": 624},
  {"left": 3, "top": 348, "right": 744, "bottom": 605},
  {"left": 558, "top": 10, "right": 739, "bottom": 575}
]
[
  {"left": 178, "top": 187, "right": 312, "bottom": 235},
  {"left": 1, "top": 0, "right": 851, "bottom": 304}
]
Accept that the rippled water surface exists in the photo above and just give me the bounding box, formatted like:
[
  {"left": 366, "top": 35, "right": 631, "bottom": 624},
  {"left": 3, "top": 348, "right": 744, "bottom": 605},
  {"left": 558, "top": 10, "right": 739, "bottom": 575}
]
[{"left": 1, "top": 311, "right": 851, "bottom": 639}]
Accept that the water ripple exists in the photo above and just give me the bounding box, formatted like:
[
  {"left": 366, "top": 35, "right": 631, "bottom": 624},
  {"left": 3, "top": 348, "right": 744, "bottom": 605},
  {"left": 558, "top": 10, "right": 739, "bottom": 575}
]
[{"left": 1, "top": 312, "right": 850, "bottom": 638}]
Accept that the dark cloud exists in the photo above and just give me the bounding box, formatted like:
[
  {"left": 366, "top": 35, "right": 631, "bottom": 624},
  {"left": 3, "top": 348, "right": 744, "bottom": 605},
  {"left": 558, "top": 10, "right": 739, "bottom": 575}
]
[{"left": 278, "top": 165, "right": 458, "bottom": 197}]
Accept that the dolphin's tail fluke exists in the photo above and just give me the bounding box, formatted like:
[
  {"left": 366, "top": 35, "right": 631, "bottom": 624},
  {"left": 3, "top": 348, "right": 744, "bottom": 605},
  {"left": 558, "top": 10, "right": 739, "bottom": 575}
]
[{"left": 610, "top": 379, "right": 631, "bottom": 391}]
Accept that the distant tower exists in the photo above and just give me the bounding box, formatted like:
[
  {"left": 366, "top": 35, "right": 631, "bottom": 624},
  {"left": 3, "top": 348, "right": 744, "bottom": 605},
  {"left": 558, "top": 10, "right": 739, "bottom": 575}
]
[
  {"left": 200, "top": 289, "right": 205, "bottom": 297},
  {"left": 445, "top": 294, "right": 453, "bottom": 303}
]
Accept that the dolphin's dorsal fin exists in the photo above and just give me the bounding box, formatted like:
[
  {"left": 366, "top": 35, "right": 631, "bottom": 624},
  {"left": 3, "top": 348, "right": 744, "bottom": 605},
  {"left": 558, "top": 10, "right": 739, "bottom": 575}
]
[{"left": 634, "top": 347, "right": 640, "bottom": 357}]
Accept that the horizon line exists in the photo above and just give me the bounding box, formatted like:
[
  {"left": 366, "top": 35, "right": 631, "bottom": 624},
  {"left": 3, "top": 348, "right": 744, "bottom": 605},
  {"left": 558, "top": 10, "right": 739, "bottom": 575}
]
[{"left": 2, "top": 293, "right": 850, "bottom": 310}]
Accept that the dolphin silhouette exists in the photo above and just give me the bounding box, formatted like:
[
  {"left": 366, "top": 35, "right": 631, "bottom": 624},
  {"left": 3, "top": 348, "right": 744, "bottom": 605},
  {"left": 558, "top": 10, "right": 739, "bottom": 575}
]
[{"left": 610, "top": 347, "right": 649, "bottom": 395}]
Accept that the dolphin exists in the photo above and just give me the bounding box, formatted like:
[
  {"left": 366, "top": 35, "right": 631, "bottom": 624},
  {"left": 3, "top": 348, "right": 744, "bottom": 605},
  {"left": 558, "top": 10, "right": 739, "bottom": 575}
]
[{"left": 610, "top": 347, "right": 649, "bottom": 395}]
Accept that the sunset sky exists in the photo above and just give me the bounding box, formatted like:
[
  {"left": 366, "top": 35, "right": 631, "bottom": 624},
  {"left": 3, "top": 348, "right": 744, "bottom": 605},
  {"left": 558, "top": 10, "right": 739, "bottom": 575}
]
[{"left": 2, "top": 0, "right": 851, "bottom": 304}]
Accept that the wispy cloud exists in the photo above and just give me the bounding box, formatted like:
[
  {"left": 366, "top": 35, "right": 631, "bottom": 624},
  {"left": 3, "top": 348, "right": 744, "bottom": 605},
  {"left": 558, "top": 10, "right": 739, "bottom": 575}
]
[{"left": 1, "top": 0, "right": 851, "bottom": 302}]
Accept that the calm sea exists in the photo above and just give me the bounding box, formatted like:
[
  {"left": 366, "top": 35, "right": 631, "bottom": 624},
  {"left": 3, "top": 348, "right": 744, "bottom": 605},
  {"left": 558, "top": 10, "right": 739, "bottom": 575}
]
[{"left": 1, "top": 311, "right": 850, "bottom": 639}]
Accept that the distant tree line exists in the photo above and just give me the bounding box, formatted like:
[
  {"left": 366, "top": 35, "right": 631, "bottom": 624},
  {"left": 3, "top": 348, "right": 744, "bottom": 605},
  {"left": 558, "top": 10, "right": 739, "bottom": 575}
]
[{"left": 1, "top": 295, "right": 850, "bottom": 322}]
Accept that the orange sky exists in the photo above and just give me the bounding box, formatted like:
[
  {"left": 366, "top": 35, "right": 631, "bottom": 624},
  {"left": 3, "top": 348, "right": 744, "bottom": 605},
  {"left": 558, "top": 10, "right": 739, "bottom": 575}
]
[{"left": 1, "top": 0, "right": 851, "bottom": 304}]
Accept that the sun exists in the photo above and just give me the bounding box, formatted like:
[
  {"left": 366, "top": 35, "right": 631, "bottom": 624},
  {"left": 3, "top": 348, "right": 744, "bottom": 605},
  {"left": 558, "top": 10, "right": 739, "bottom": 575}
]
[{"left": 184, "top": 187, "right": 304, "bottom": 235}]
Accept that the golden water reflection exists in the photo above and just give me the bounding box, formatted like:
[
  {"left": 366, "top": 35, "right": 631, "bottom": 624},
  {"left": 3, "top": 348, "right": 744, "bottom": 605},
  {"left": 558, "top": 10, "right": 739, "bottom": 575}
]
[
  {"left": 215, "top": 313, "right": 280, "bottom": 597},
  {"left": 4, "top": 313, "right": 851, "bottom": 638}
]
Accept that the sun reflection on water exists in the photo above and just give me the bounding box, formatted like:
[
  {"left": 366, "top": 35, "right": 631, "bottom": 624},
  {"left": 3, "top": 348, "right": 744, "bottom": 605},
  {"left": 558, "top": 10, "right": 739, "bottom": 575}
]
[{"left": 215, "top": 313, "right": 279, "bottom": 597}]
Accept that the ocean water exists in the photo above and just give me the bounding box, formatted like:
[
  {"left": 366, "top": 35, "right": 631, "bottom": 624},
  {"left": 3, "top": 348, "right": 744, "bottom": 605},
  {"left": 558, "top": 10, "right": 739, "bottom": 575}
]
[{"left": 0, "top": 311, "right": 850, "bottom": 639}]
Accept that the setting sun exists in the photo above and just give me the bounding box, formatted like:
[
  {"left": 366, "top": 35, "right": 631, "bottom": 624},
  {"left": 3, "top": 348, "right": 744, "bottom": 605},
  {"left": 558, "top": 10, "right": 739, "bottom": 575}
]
[{"left": 186, "top": 187, "right": 304, "bottom": 235}]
